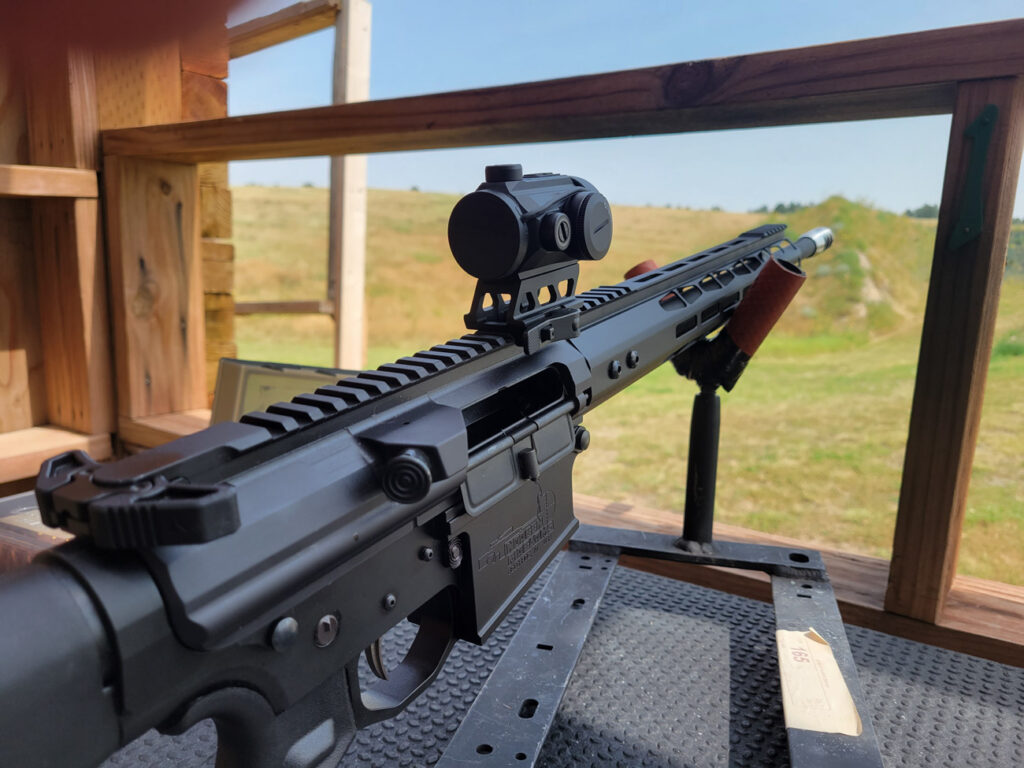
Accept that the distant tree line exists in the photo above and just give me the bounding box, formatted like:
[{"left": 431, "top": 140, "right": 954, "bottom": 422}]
[
  {"left": 904, "top": 204, "right": 1023, "bottom": 272},
  {"left": 750, "top": 202, "right": 808, "bottom": 214}
]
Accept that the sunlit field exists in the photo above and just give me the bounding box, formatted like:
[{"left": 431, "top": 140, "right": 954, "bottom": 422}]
[{"left": 233, "top": 186, "right": 1023, "bottom": 584}]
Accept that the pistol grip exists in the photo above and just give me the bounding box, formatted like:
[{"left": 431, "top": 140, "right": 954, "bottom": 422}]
[
  {"left": 164, "top": 666, "right": 357, "bottom": 768},
  {"left": 348, "top": 588, "right": 458, "bottom": 727}
]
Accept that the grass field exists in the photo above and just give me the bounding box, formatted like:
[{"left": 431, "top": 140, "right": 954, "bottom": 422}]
[{"left": 233, "top": 186, "right": 1023, "bottom": 584}]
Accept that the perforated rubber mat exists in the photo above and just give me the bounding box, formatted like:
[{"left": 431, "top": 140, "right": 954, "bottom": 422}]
[{"left": 100, "top": 558, "right": 1024, "bottom": 767}]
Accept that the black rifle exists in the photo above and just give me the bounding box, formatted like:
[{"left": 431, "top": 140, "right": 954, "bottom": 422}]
[{"left": 0, "top": 165, "right": 832, "bottom": 768}]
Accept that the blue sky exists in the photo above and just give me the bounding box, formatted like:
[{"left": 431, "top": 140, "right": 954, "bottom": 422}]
[{"left": 227, "top": 0, "right": 1024, "bottom": 216}]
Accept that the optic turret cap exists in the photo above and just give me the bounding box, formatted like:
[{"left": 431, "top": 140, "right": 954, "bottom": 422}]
[
  {"left": 568, "top": 190, "right": 613, "bottom": 261},
  {"left": 485, "top": 164, "right": 524, "bottom": 182}
]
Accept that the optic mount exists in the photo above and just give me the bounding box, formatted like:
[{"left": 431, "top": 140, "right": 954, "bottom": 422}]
[{"left": 448, "top": 164, "right": 612, "bottom": 354}]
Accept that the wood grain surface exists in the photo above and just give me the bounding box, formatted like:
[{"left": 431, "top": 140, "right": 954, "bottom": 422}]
[
  {"left": 0, "top": 63, "right": 44, "bottom": 434},
  {"left": 0, "top": 200, "right": 45, "bottom": 432},
  {"left": 0, "top": 164, "right": 97, "bottom": 198},
  {"left": 104, "top": 20, "right": 1024, "bottom": 162},
  {"left": 228, "top": 0, "right": 339, "bottom": 59},
  {"left": 104, "top": 157, "right": 206, "bottom": 417},
  {"left": 117, "top": 409, "right": 211, "bottom": 449},
  {"left": 0, "top": 426, "right": 110, "bottom": 483},
  {"left": 886, "top": 77, "right": 1024, "bottom": 623},
  {"left": 25, "top": 52, "right": 115, "bottom": 435},
  {"left": 95, "top": 42, "right": 182, "bottom": 131},
  {"left": 328, "top": 0, "right": 371, "bottom": 369},
  {"left": 181, "top": 20, "right": 229, "bottom": 79},
  {"left": 182, "top": 72, "right": 227, "bottom": 123}
]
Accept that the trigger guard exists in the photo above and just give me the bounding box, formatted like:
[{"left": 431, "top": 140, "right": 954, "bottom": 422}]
[
  {"left": 348, "top": 588, "right": 457, "bottom": 727},
  {"left": 162, "top": 665, "right": 358, "bottom": 768}
]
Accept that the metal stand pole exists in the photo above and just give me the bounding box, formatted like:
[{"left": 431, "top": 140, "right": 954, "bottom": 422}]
[{"left": 682, "top": 387, "right": 720, "bottom": 545}]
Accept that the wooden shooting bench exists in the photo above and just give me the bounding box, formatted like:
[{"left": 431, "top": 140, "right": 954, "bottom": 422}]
[{"left": 0, "top": 7, "right": 1021, "bottom": 678}]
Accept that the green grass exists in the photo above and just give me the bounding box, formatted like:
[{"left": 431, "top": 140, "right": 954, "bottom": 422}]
[{"left": 233, "top": 187, "right": 1024, "bottom": 585}]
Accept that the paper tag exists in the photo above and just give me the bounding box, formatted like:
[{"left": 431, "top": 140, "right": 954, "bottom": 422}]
[{"left": 776, "top": 628, "right": 862, "bottom": 736}]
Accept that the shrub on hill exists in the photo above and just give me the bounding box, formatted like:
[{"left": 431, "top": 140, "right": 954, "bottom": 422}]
[
  {"left": 761, "top": 196, "right": 935, "bottom": 341},
  {"left": 904, "top": 203, "right": 939, "bottom": 218}
]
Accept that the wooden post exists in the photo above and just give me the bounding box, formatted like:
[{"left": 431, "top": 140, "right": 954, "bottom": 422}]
[
  {"left": 24, "top": 50, "right": 116, "bottom": 436},
  {"left": 97, "top": 42, "right": 209, "bottom": 422},
  {"left": 181, "top": 18, "right": 235, "bottom": 401},
  {"left": 327, "top": 0, "right": 371, "bottom": 369},
  {"left": 885, "top": 77, "right": 1024, "bottom": 623},
  {"left": 104, "top": 156, "right": 206, "bottom": 419}
]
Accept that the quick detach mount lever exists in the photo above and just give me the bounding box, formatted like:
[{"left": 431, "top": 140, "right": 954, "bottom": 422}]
[{"left": 448, "top": 164, "right": 613, "bottom": 353}]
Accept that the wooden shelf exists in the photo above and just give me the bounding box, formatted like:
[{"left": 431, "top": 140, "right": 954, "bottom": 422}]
[
  {"left": 0, "top": 427, "right": 111, "bottom": 484},
  {"left": 0, "top": 164, "right": 98, "bottom": 198},
  {"left": 118, "top": 409, "right": 211, "bottom": 449},
  {"left": 573, "top": 493, "right": 1024, "bottom": 668}
]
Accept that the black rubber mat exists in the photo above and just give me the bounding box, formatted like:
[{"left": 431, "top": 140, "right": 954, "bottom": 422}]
[{"left": 99, "top": 558, "right": 1024, "bottom": 767}]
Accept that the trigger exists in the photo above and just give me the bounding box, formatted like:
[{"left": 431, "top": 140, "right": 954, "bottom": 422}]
[{"left": 365, "top": 638, "right": 388, "bottom": 680}]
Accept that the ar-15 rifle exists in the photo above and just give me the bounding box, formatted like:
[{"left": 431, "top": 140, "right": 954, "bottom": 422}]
[{"left": 0, "top": 164, "right": 832, "bottom": 768}]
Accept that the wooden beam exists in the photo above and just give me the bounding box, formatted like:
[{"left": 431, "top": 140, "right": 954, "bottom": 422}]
[
  {"left": 181, "top": 25, "right": 233, "bottom": 405},
  {"left": 234, "top": 300, "right": 333, "bottom": 315},
  {"left": 0, "top": 65, "right": 44, "bottom": 433},
  {"left": 0, "top": 61, "right": 29, "bottom": 164},
  {"left": 204, "top": 294, "right": 235, "bottom": 340},
  {"left": 25, "top": 50, "right": 98, "bottom": 167},
  {"left": 200, "top": 183, "right": 232, "bottom": 237},
  {"left": 104, "top": 157, "right": 206, "bottom": 418},
  {"left": 201, "top": 239, "right": 234, "bottom": 262},
  {"left": 29, "top": 198, "right": 115, "bottom": 434},
  {"left": 24, "top": 51, "right": 115, "bottom": 436},
  {"left": 205, "top": 294, "right": 236, "bottom": 401},
  {"left": 0, "top": 164, "right": 97, "bottom": 198},
  {"left": 198, "top": 162, "right": 228, "bottom": 188},
  {"left": 0, "top": 427, "right": 111, "bottom": 484},
  {"left": 573, "top": 495, "right": 1024, "bottom": 668},
  {"left": 228, "top": 0, "right": 339, "bottom": 59},
  {"left": 181, "top": 72, "right": 227, "bottom": 123},
  {"left": 181, "top": 21, "right": 230, "bottom": 79},
  {"left": 328, "top": 0, "right": 371, "bottom": 369},
  {"left": 202, "top": 257, "right": 234, "bottom": 294},
  {"left": 104, "top": 20, "right": 1024, "bottom": 163},
  {"left": 885, "top": 77, "right": 1024, "bottom": 623},
  {"left": 94, "top": 42, "right": 182, "bottom": 130}
]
